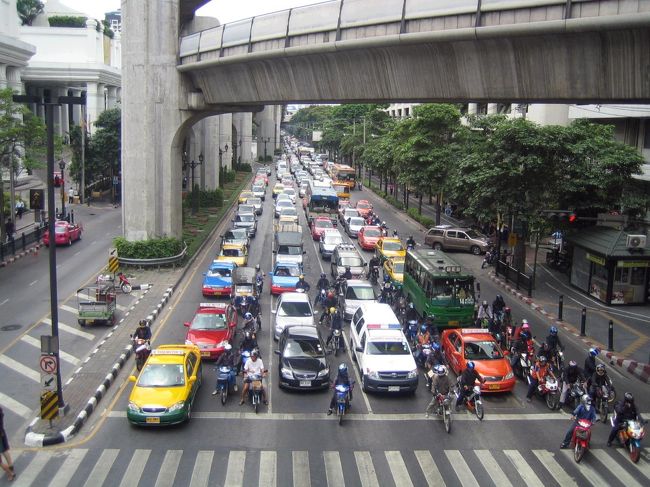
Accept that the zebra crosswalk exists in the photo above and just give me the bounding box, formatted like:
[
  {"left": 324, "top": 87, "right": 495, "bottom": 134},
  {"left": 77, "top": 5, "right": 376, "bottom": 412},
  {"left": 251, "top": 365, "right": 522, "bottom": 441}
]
[{"left": 9, "top": 446, "right": 649, "bottom": 487}]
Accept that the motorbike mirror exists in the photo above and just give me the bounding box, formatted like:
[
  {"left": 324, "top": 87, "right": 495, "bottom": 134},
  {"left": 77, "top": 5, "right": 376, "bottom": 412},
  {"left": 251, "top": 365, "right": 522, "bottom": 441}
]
[
  {"left": 188, "top": 376, "right": 197, "bottom": 384},
  {"left": 355, "top": 346, "right": 363, "bottom": 353},
  {"left": 129, "top": 375, "right": 137, "bottom": 382},
  {"left": 271, "top": 309, "right": 277, "bottom": 314},
  {"left": 229, "top": 322, "right": 236, "bottom": 328},
  {"left": 183, "top": 322, "right": 190, "bottom": 327},
  {"left": 339, "top": 293, "right": 344, "bottom": 297},
  {"left": 274, "top": 350, "right": 281, "bottom": 356}
]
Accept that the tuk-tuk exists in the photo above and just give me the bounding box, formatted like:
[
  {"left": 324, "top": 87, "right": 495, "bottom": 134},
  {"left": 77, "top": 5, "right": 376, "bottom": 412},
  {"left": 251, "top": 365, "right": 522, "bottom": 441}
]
[
  {"left": 231, "top": 267, "right": 259, "bottom": 317},
  {"left": 77, "top": 285, "right": 116, "bottom": 327}
]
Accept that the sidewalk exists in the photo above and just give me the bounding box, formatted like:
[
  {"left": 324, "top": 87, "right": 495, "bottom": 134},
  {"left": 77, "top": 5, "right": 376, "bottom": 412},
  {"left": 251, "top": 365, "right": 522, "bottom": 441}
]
[{"left": 363, "top": 174, "right": 650, "bottom": 382}]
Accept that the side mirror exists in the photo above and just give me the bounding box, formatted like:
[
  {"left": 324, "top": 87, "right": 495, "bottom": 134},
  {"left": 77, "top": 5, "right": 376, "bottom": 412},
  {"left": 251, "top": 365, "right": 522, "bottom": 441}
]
[
  {"left": 339, "top": 293, "right": 344, "bottom": 297},
  {"left": 188, "top": 376, "right": 197, "bottom": 384},
  {"left": 184, "top": 322, "right": 190, "bottom": 327},
  {"left": 355, "top": 346, "right": 363, "bottom": 353},
  {"left": 363, "top": 262, "right": 368, "bottom": 266},
  {"left": 271, "top": 309, "right": 277, "bottom": 314},
  {"left": 273, "top": 250, "right": 277, "bottom": 254},
  {"left": 129, "top": 375, "right": 137, "bottom": 382},
  {"left": 268, "top": 272, "right": 273, "bottom": 276},
  {"left": 274, "top": 350, "right": 281, "bottom": 356},
  {"left": 229, "top": 321, "right": 237, "bottom": 328}
]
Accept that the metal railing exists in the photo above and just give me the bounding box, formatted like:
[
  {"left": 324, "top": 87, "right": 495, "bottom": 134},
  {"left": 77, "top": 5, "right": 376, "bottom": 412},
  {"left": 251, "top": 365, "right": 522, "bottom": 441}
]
[
  {"left": 495, "top": 259, "right": 533, "bottom": 297},
  {"left": 0, "top": 224, "right": 46, "bottom": 262},
  {"left": 117, "top": 244, "right": 188, "bottom": 269}
]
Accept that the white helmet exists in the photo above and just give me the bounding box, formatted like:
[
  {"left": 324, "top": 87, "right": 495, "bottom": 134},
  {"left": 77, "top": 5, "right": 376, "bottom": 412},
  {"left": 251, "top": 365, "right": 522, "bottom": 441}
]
[
  {"left": 436, "top": 365, "right": 448, "bottom": 376},
  {"left": 224, "top": 343, "right": 232, "bottom": 351}
]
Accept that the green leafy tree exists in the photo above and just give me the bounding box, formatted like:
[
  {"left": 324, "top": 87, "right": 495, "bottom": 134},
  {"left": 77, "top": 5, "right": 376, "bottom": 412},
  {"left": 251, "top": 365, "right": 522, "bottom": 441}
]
[{"left": 17, "top": 0, "right": 44, "bottom": 26}]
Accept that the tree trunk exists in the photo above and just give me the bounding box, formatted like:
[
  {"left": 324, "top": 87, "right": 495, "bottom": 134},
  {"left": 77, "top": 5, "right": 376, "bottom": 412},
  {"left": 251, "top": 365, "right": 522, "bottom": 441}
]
[
  {"left": 404, "top": 186, "right": 409, "bottom": 209},
  {"left": 435, "top": 191, "right": 442, "bottom": 225},
  {"left": 418, "top": 192, "right": 423, "bottom": 214}
]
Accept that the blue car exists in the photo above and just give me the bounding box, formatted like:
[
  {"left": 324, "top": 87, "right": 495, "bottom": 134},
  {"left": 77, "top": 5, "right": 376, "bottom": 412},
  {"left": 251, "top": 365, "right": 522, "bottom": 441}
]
[
  {"left": 202, "top": 261, "right": 236, "bottom": 297},
  {"left": 269, "top": 262, "right": 302, "bottom": 295}
]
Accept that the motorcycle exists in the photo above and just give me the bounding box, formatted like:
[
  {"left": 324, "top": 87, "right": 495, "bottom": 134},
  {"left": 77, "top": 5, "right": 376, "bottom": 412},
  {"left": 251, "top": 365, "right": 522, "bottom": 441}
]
[
  {"left": 564, "top": 381, "right": 587, "bottom": 410},
  {"left": 334, "top": 382, "right": 354, "bottom": 425},
  {"left": 611, "top": 413, "right": 646, "bottom": 463},
  {"left": 594, "top": 384, "right": 616, "bottom": 423},
  {"left": 481, "top": 246, "right": 498, "bottom": 269},
  {"left": 216, "top": 366, "right": 235, "bottom": 405},
  {"left": 527, "top": 374, "right": 560, "bottom": 410},
  {"left": 97, "top": 272, "right": 132, "bottom": 294},
  {"left": 406, "top": 242, "right": 415, "bottom": 251},
  {"left": 405, "top": 320, "right": 418, "bottom": 347},
  {"left": 570, "top": 419, "right": 593, "bottom": 463},
  {"left": 330, "top": 329, "right": 344, "bottom": 356},
  {"left": 456, "top": 382, "right": 484, "bottom": 420},
  {"left": 430, "top": 390, "right": 454, "bottom": 434},
  {"left": 551, "top": 349, "right": 565, "bottom": 373},
  {"left": 247, "top": 372, "right": 266, "bottom": 414},
  {"left": 511, "top": 340, "right": 535, "bottom": 380},
  {"left": 414, "top": 343, "right": 433, "bottom": 369},
  {"left": 255, "top": 274, "right": 264, "bottom": 294},
  {"left": 395, "top": 296, "right": 407, "bottom": 323},
  {"left": 368, "top": 265, "right": 379, "bottom": 284},
  {"left": 132, "top": 337, "right": 151, "bottom": 371}
]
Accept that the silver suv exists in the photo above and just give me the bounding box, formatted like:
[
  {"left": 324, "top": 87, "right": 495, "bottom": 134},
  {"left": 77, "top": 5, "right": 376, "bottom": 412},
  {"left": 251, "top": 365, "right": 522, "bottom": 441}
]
[
  {"left": 330, "top": 244, "right": 366, "bottom": 278},
  {"left": 424, "top": 226, "right": 488, "bottom": 255}
]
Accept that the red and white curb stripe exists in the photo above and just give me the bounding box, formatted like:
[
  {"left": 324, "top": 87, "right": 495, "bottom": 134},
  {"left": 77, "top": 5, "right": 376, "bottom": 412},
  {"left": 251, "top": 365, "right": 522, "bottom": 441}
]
[{"left": 0, "top": 244, "right": 41, "bottom": 267}]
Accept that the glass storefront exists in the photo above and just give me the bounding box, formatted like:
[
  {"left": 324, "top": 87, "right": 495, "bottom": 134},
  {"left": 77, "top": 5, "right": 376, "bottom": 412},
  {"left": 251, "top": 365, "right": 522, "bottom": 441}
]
[{"left": 611, "top": 262, "right": 648, "bottom": 304}]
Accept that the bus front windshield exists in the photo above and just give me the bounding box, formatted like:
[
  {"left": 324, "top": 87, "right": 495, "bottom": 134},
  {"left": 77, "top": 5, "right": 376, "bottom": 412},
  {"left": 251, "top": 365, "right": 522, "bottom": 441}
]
[
  {"left": 431, "top": 277, "right": 475, "bottom": 305},
  {"left": 309, "top": 197, "right": 338, "bottom": 213},
  {"left": 336, "top": 171, "right": 355, "bottom": 182}
]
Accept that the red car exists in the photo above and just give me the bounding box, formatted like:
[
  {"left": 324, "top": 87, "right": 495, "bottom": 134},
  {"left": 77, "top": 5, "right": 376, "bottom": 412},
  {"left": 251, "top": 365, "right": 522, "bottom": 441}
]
[
  {"left": 358, "top": 225, "right": 382, "bottom": 250},
  {"left": 311, "top": 217, "right": 335, "bottom": 240},
  {"left": 254, "top": 174, "right": 268, "bottom": 186},
  {"left": 355, "top": 199, "right": 373, "bottom": 218},
  {"left": 184, "top": 303, "right": 237, "bottom": 359},
  {"left": 43, "top": 221, "right": 83, "bottom": 247},
  {"left": 440, "top": 328, "right": 516, "bottom": 393}
]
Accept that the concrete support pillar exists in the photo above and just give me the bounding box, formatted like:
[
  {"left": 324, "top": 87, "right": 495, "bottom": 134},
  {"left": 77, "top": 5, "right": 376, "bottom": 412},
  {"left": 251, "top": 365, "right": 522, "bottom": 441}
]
[
  {"left": 255, "top": 106, "right": 275, "bottom": 163},
  {"left": 202, "top": 116, "right": 219, "bottom": 190},
  {"left": 240, "top": 112, "right": 253, "bottom": 165},
  {"left": 106, "top": 86, "right": 119, "bottom": 109},
  {"left": 219, "top": 113, "right": 233, "bottom": 171},
  {"left": 467, "top": 103, "right": 478, "bottom": 116},
  {"left": 6, "top": 67, "right": 23, "bottom": 93},
  {"left": 53, "top": 87, "right": 67, "bottom": 137},
  {"left": 275, "top": 105, "right": 282, "bottom": 151},
  {"left": 232, "top": 113, "right": 243, "bottom": 166},
  {"left": 70, "top": 89, "right": 82, "bottom": 126},
  {"left": 0, "top": 65, "right": 7, "bottom": 88},
  {"left": 86, "top": 82, "right": 105, "bottom": 134}
]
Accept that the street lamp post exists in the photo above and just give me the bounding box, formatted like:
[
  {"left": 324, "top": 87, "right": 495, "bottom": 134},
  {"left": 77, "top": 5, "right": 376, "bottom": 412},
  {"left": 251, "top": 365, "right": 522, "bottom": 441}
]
[
  {"left": 58, "top": 159, "right": 66, "bottom": 220},
  {"left": 262, "top": 136, "right": 270, "bottom": 163},
  {"left": 237, "top": 139, "right": 242, "bottom": 165},
  {"left": 218, "top": 144, "right": 229, "bottom": 188}
]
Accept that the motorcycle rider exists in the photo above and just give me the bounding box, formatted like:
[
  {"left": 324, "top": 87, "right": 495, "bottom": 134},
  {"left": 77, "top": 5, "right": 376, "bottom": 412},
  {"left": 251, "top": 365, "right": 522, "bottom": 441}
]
[
  {"left": 405, "top": 302, "right": 418, "bottom": 323},
  {"left": 476, "top": 300, "right": 493, "bottom": 326},
  {"left": 325, "top": 307, "right": 344, "bottom": 351},
  {"left": 254, "top": 264, "right": 265, "bottom": 293},
  {"left": 492, "top": 295, "right": 506, "bottom": 322},
  {"left": 327, "top": 363, "right": 353, "bottom": 415},
  {"left": 536, "top": 342, "right": 553, "bottom": 362},
  {"left": 368, "top": 255, "right": 381, "bottom": 280},
  {"left": 342, "top": 266, "right": 353, "bottom": 280},
  {"left": 314, "top": 273, "right": 330, "bottom": 306},
  {"left": 455, "top": 362, "right": 486, "bottom": 410},
  {"left": 380, "top": 275, "right": 394, "bottom": 303},
  {"left": 406, "top": 235, "right": 416, "bottom": 249},
  {"left": 607, "top": 392, "right": 643, "bottom": 446},
  {"left": 238, "top": 331, "right": 258, "bottom": 373},
  {"left": 559, "top": 360, "right": 586, "bottom": 408},
  {"left": 546, "top": 326, "right": 564, "bottom": 367},
  {"left": 589, "top": 364, "right": 613, "bottom": 401},
  {"left": 560, "top": 394, "right": 597, "bottom": 448},
  {"left": 512, "top": 319, "right": 530, "bottom": 342},
  {"left": 239, "top": 350, "right": 268, "bottom": 406},
  {"left": 413, "top": 324, "right": 431, "bottom": 364},
  {"left": 242, "top": 312, "right": 257, "bottom": 333},
  {"left": 584, "top": 347, "right": 600, "bottom": 382},
  {"left": 510, "top": 328, "right": 532, "bottom": 368},
  {"left": 213, "top": 343, "right": 238, "bottom": 395},
  {"left": 526, "top": 355, "right": 556, "bottom": 402},
  {"left": 133, "top": 319, "right": 152, "bottom": 341},
  {"left": 425, "top": 365, "right": 452, "bottom": 418},
  {"left": 295, "top": 274, "right": 310, "bottom": 293},
  {"left": 424, "top": 341, "right": 444, "bottom": 372},
  {"left": 319, "top": 294, "right": 338, "bottom": 324}
]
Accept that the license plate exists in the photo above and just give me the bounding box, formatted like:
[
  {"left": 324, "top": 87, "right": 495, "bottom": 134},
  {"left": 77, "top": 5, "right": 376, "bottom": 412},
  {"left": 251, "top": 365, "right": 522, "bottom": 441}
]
[
  {"left": 299, "top": 380, "right": 311, "bottom": 387},
  {"left": 201, "top": 352, "right": 210, "bottom": 357},
  {"left": 388, "top": 386, "right": 400, "bottom": 392},
  {"left": 145, "top": 417, "right": 160, "bottom": 424},
  {"left": 489, "top": 384, "right": 500, "bottom": 390}
]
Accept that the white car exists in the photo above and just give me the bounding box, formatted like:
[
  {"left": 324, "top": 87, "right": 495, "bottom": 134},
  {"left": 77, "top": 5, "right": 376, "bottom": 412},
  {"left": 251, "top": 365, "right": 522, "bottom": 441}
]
[
  {"left": 282, "top": 188, "right": 297, "bottom": 204},
  {"left": 299, "top": 182, "right": 309, "bottom": 198},
  {"left": 272, "top": 292, "right": 315, "bottom": 340},
  {"left": 344, "top": 216, "right": 366, "bottom": 238},
  {"left": 340, "top": 279, "right": 377, "bottom": 320},
  {"left": 275, "top": 199, "right": 294, "bottom": 218},
  {"left": 279, "top": 206, "right": 299, "bottom": 224}
]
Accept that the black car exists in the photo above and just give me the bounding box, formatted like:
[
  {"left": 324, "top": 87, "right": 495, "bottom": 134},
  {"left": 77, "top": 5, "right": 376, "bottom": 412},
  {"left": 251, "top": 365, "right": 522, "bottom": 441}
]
[{"left": 275, "top": 326, "right": 330, "bottom": 390}]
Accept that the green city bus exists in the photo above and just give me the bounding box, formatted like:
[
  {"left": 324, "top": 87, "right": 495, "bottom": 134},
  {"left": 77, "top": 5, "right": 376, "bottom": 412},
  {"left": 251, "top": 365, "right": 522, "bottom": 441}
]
[{"left": 403, "top": 249, "right": 476, "bottom": 328}]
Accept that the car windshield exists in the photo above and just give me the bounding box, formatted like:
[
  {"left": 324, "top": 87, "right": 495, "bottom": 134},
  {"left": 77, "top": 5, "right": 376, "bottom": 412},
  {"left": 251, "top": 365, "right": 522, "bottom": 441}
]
[
  {"left": 346, "top": 286, "right": 375, "bottom": 300},
  {"left": 278, "top": 245, "right": 302, "bottom": 255},
  {"left": 316, "top": 220, "right": 333, "bottom": 229},
  {"left": 222, "top": 248, "right": 243, "bottom": 257},
  {"left": 284, "top": 338, "right": 324, "bottom": 358},
  {"left": 225, "top": 229, "right": 247, "bottom": 239},
  {"left": 344, "top": 210, "right": 358, "bottom": 217},
  {"left": 248, "top": 198, "right": 261, "bottom": 205},
  {"left": 349, "top": 218, "right": 365, "bottom": 227},
  {"left": 239, "top": 205, "right": 254, "bottom": 213},
  {"left": 253, "top": 185, "right": 264, "bottom": 192},
  {"left": 281, "top": 208, "right": 297, "bottom": 216},
  {"left": 464, "top": 340, "right": 503, "bottom": 360},
  {"left": 191, "top": 313, "right": 227, "bottom": 330},
  {"left": 277, "top": 201, "right": 293, "bottom": 209},
  {"left": 137, "top": 364, "right": 185, "bottom": 387},
  {"left": 55, "top": 226, "right": 68, "bottom": 234},
  {"left": 357, "top": 202, "right": 371, "bottom": 209},
  {"left": 333, "top": 184, "right": 347, "bottom": 193},
  {"left": 208, "top": 267, "right": 231, "bottom": 278},
  {"left": 366, "top": 341, "right": 410, "bottom": 355},
  {"left": 363, "top": 228, "right": 381, "bottom": 237},
  {"left": 392, "top": 262, "right": 405, "bottom": 274},
  {"left": 383, "top": 241, "right": 403, "bottom": 251},
  {"left": 237, "top": 214, "right": 255, "bottom": 222},
  {"left": 279, "top": 301, "right": 312, "bottom": 317},
  {"left": 274, "top": 265, "right": 300, "bottom": 277},
  {"left": 284, "top": 189, "right": 296, "bottom": 195},
  {"left": 323, "top": 234, "right": 343, "bottom": 245},
  {"left": 339, "top": 257, "right": 363, "bottom": 267},
  {"left": 465, "top": 230, "right": 484, "bottom": 239}
]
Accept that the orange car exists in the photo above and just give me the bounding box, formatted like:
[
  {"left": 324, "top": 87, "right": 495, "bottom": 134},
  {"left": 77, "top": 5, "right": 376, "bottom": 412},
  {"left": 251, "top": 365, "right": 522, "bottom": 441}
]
[
  {"left": 355, "top": 199, "right": 373, "bottom": 218},
  {"left": 358, "top": 226, "right": 383, "bottom": 250},
  {"left": 440, "top": 328, "right": 515, "bottom": 393}
]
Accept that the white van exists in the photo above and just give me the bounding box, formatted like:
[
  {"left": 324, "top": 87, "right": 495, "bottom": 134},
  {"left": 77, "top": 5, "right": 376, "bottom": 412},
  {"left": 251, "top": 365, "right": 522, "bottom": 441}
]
[{"left": 349, "top": 303, "right": 418, "bottom": 393}]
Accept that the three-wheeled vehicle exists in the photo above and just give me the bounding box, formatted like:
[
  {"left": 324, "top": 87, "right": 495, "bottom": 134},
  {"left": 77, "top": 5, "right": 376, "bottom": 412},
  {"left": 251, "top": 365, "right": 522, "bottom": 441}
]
[
  {"left": 231, "top": 267, "right": 260, "bottom": 319},
  {"left": 77, "top": 284, "right": 116, "bottom": 326}
]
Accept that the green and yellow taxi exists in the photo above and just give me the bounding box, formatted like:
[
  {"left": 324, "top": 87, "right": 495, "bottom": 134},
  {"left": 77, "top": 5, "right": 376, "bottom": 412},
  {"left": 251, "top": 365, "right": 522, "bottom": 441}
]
[
  {"left": 127, "top": 345, "right": 202, "bottom": 426},
  {"left": 216, "top": 243, "right": 248, "bottom": 266},
  {"left": 383, "top": 256, "right": 405, "bottom": 288},
  {"left": 238, "top": 190, "right": 254, "bottom": 204},
  {"left": 375, "top": 237, "right": 406, "bottom": 263}
]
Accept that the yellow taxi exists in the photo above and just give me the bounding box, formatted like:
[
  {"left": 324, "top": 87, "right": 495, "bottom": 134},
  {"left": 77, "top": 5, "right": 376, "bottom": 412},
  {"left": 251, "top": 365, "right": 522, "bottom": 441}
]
[
  {"left": 127, "top": 345, "right": 202, "bottom": 426},
  {"left": 272, "top": 182, "right": 285, "bottom": 198},
  {"left": 216, "top": 243, "right": 248, "bottom": 266},
  {"left": 383, "top": 257, "right": 405, "bottom": 288},
  {"left": 375, "top": 237, "right": 406, "bottom": 263},
  {"left": 238, "top": 190, "right": 254, "bottom": 204}
]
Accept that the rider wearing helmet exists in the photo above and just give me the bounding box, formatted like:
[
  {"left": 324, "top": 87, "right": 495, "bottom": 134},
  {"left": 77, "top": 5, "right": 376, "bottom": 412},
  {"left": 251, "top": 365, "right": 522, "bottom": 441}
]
[
  {"left": 342, "top": 266, "right": 353, "bottom": 280},
  {"left": 584, "top": 347, "right": 600, "bottom": 380},
  {"left": 240, "top": 349, "right": 267, "bottom": 406},
  {"left": 316, "top": 273, "right": 330, "bottom": 293},
  {"left": 243, "top": 312, "right": 256, "bottom": 331},
  {"left": 526, "top": 355, "right": 556, "bottom": 402},
  {"left": 589, "top": 363, "right": 613, "bottom": 401},
  {"left": 425, "top": 341, "right": 443, "bottom": 371},
  {"left": 456, "top": 362, "right": 486, "bottom": 410},
  {"left": 295, "top": 274, "right": 310, "bottom": 293},
  {"left": 319, "top": 292, "right": 338, "bottom": 323},
  {"left": 381, "top": 275, "right": 394, "bottom": 303},
  {"left": 492, "top": 295, "right": 506, "bottom": 321},
  {"left": 608, "top": 392, "right": 643, "bottom": 446},
  {"left": 476, "top": 300, "right": 493, "bottom": 325},
  {"left": 560, "top": 394, "right": 597, "bottom": 448},
  {"left": 425, "top": 365, "right": 452, "bottom": 418},
  {"left": 327, "top": 363, "right": 352, "bottom": 415},
  {"left": 406, "top": 235, "right": 416, "bottom": 249},
  {"left": 559, "top": 360, "right": 586, "bottom": 408},
  {"left": 546, "top": 326, "right": 564, "bottom": 361},
  {"left": 133, "top": 319, "right": 152, "bottom": 341},
  {"left": 512, "top": 319, "right": 530, "bottom": 342},
  {"left": 214, "top": 343, "right": 238, "bottom": 394},
  {"left": 417, "top": 324, "right": 431, "bottom": 346},
  {"left": 325, "top": 306, "right": 344, "bottom": 350}
]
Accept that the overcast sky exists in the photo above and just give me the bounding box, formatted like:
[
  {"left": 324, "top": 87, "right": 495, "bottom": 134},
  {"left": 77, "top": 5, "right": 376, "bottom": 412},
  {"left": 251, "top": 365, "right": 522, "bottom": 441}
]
[{"left": 59, "top": 0, "right": 320, "bottom": 24}]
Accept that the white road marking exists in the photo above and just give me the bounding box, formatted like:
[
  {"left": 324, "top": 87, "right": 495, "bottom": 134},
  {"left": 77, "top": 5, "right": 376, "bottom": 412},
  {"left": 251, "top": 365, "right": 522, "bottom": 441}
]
[
  {"left": 73, "top": 251, "right": 80, "bottom": 256},
  {"left": 0, "top": 391, "right": 32, "bottom": 418},
  {"left": 43, "top": 318, "right": 94, "bottom": 340},
  {"left": 474, "top": 450, "right": 512, "bottom": 487},
  {"left": 83, "top": 449, "right": 119, "bottom": 487},
  {"left": 50, "top": 449, "right": 88, "bottom": 487},
  {"left": 293, "top": 451, "right": 311, "bottom": 487},
  {"left": 59, "top": 304, "right": 78, "bottom": 314},
  {"left": 28, "top": 280, "right": 38, "bottom": 287},
  {"left": 354, "top": 451, "right": 379, "bottom": 487},
  {"left": 259, "top": 451, "right": 277, "bottom": 487},
  {"left": 13, "top": 450, "right": 50, "bottom": 487},
  {"left": 616, "top": 448, "right": 650, "bottom": 480},
  {"left": 503, "top": 450, "right": 543, "bottom": 487},
  {"left": 323, "top": 451, "right": 344, "bottom": 487},
  {"left": 343, "top": 333, "right": 372, "bottom": 414},
  {"left": 0, "top": 298, "right": 8, "bottom": 306},
  {"left": 559, "top": 449, "right": 608, "bottom": 486},
  {"left": 385, "top": 451, "right": 413, "bottom": 487},
  {"left": 21, "top": 335, "right": 80, "bottom": 365},
  {"left": 444, "top": 450, "right": 479, "bottom": 487},
  {"left": 414, "top": 450, "right": 446, "bottom": 487},
  {"left": 0, "top": 354, "right": 39, "bottom": 382},
  {"left": 154, "top": 450, "right": 183, "bottom": 487},
  {"left": 224, "top": 451, "right": 245, "bottom": 487},
  {"left": 91, "top": 240, "right": 97, "bottom": 245},
  {"left": 532, "top": 449, "right": 578, "bottom": 487},
  {"left": 118, "top": 449, "right": 151, "bottom": 487},
  {"left": 592, "top": 449, "right": 644, "bottom": 487},
  {"left": 189, "top": 450, "right": 213, "bottom": 487}
]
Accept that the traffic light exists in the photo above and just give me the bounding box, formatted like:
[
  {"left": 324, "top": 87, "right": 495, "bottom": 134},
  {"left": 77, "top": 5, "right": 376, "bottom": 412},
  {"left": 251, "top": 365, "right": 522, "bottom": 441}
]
[{"left": 568, "top": 213, "right": 577, "bottom": 223}]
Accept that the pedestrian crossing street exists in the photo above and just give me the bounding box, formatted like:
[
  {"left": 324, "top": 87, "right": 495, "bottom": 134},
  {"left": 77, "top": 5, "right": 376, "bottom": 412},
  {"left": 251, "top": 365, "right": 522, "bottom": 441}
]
[{"left": 9, "top": 446, "right": 649, "bottom": 487}]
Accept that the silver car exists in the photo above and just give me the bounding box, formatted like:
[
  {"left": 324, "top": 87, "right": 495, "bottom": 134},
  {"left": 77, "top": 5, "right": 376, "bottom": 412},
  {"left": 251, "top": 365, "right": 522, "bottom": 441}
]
[
  {"left": 318, "top": 229, "right": 344, "bottom": 260},
  {"left": 248, "top": 197, "right": 263, "bottom": 215},
  {"left": 272, "top": 292, "right": 315, "bottom": 340},
  {"left": 344, "top": 216, "right": 365, "bottom": 238}
]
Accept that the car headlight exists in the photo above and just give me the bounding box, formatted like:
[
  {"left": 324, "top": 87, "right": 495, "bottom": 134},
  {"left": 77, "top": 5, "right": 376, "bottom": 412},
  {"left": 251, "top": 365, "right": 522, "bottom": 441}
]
[
  {"left": 367, "top": 370, "right": 379, "bottom": 379},
  {"left": 281, "top": 367, "right": 293, "bottom": 379},
  {"left": 127, "top": 401, "right": 140, "bottom": 412},
  {"left": 185, "top": 340, "right": 194, "bottom": 346},
  {"left": 318, "top": 368, "right": 330, "bottom": 378},
  {"left": 407, "top": 369, "right": 418, "bottom": 379},
  {"left": 504, "top": 371, "right": 514, "bottom": 380},
  {"left": 168, "top": 401, "right": 185, "bottom": 412}
]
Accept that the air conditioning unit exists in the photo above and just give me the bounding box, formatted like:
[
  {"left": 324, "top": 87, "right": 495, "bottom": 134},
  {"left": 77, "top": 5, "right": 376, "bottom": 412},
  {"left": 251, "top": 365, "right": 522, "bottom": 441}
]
[{"left": 626, "top": 235, "right": 646, "bottom": 249}]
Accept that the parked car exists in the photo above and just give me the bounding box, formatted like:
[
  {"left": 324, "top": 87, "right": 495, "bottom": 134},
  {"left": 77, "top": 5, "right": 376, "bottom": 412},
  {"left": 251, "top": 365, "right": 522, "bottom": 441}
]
[
  {"left": 424, "top": 226, "right": 489, "bottom": 255},
  {"left": 276, "top": 326, "right": 330, "bottom": 390}
]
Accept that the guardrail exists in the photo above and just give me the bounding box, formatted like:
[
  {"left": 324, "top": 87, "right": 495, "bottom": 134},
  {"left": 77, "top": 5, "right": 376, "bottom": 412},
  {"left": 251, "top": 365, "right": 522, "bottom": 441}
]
[
  {"left": 495, "top": 259, "right": 533, "bottom": 297},
  {"left": 117, "top": 244, "right": 188, "bottom": 269},
  {"left": 1, "top": 224, "right": 46, "bottom": 262}
]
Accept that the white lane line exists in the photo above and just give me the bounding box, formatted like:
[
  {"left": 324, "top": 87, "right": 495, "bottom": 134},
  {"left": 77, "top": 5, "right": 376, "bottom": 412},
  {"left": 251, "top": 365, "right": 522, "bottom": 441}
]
[
  {"left": 343, "top": 333, "right": 373, "bottom": 414},
  {"left": 43, "top": 319, "right": 94, "bottom": 340},
  {"left": 503, "top": 450, "right": 543, "bottom": 487},
  {"left": 154, "top": 450, "right": 183, "bottom": 487},
  {"left": 60, "top": 304, "right": 78, "bottom": 314},
  {"left": 28, "top": 280, "right": 38, "bottom": 287},
  {"left": 444, "top": 450, "right": 479, "bottom": 487},
  {"left": 91, "top": 240, "right": 97, "bottom": 245},
  {"left": 323, "top": 451, "right": 345, "bottom": 487},
  {"left": 21, "top": 335, "right": 80, "bottom": 365},
  {"left": 189, "top": 450, "right": 214, "bottom": 487},
  {"left": 559, "top": 449, "right": 608, "bottom": 486},
  {"left": 0, "top": 354, "right": 39, "bottom": 382},
  {"left": 385, "top": 451, "right": 413, "bottom": 487},
  {"left": 414, "top": 450, "right": 446, "bottom": 487},
  {"left": 13, "top": 450, "right": 50, "bottom": 487},
  {"left": 0, "top": 298, "right": 8, "bottom": 306},
  {"left": 532, "top": 450, "right": 578, "bottom": 487},
  {"left": 259, "top": 451, "right": 277, "bottom": 487},
  {"left": 592, "top": 449, "right": 644, "bottom": 487},
  {"left": 83, "top": 449, "right": 120, "bottom": 487},
  {"left": 50, "top": 449, "right": 88, "bottom": 487},
  {"left": 616, "top": 448, "right": 650, "bottom": 480},
  {"left": 73, "top": 251, "right": 80, "bottom": 256},
  {"left": 474, "top": 450, "right": 513, "bottom": 487},
  {"left": 0, "top": 391, "right": 32, "bottom": 418},
  {"left": 354, "top": 451, "right": 379, "bottom": 487},
  {"left": 293, "top": 451, "right": 311, "bottom": 487},
  {"left": 224, "top": 451, "right": 245, "bottom": 487},
  {"left": 118, "top": 449, "right": 151, "bottom": 487}
]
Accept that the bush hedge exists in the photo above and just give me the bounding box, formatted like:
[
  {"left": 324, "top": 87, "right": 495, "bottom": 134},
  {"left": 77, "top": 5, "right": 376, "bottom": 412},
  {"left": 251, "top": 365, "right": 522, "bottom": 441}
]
[
  {"left": 48, "top": 16, "right": 87, "bottom": 28},
  {"left": 113, "top": 236, "right": 183, "bottom": 259},
  {"left": 233, "top": 163, "right": 252, "bottom": 173},
  {"left": 222, "top": 170, "right": 236, "bottom": 183},
  {"left": 366, "top": 181, "right": 436, "bottom": 228},
  {"left": 407, "top": 207, "right": 435, "bottom": 228}
]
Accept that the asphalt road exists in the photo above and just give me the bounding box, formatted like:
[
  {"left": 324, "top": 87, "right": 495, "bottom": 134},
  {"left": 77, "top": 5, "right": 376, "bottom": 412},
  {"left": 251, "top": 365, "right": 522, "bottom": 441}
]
[{"left": 8, "top": 172, "right": 650, "bottom": 487}]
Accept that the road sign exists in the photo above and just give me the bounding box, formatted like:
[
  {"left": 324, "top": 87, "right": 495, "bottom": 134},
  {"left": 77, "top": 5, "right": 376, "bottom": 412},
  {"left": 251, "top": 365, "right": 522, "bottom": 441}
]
[
  {"left": 41, "top": 373, "right": 57, "bottom": 392},
  {"left": 108, "top": 255, "right": 119, "bottom": 274},
  {"left": 40, "top": 390, "right": 59, "bottom": 420},
  {"left": 39, "top": 354, "right": 58, "bottom": 374}
]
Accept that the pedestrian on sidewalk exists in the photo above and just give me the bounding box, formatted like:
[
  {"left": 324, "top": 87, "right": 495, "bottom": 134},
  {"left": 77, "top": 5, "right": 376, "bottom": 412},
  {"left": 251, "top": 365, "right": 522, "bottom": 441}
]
[
  {"left": 0, "top": 407, "right": 15, "bottom": 481},
  {"left": 4, "top": 219, "right": 14, "bottom": 244},
  {"left": 357, "top": 180, "right": 362, "bottom": 190},
  {"left": 68, "top": 187, "right": 75, "bottom": 204},
  {"left": 15, "top": 200, "right": 25, "bottom": 220}
]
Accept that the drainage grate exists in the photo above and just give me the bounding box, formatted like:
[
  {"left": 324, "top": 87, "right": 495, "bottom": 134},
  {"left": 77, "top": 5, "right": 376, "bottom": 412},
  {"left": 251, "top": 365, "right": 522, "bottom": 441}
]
[{"left": 1, "top": 324, "right": 22, "bottom": 331}]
